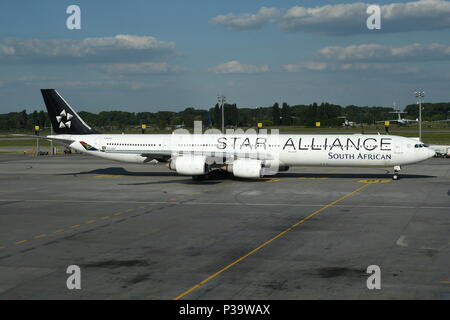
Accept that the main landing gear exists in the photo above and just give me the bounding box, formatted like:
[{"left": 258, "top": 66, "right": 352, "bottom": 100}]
[
  {"left": 192, "top": 170, "right": 232, "bottom": 181},
  {"left": 392, "top": 165, "right": 401, "bottom": 180},
  {"left": 192, "top": 174, "right": 206, "bottom": 181}
]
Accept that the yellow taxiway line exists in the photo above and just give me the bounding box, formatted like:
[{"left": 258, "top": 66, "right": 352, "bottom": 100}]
[{"left": 174, "top": 182, "right": 371, "bottom": 300}]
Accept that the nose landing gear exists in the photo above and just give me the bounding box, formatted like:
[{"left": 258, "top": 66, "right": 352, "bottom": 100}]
[{"left": 392, "top": 165, "right": 401, "bottom": 180}]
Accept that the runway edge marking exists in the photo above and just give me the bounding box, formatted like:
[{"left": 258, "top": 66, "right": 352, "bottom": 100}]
[{"left": 173, "top": 182, "right": 371, "bottom": 300}]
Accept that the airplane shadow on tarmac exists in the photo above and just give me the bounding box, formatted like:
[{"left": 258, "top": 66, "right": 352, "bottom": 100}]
[
  {"left": 60, "top": 166, "right": 436, "bottom": 185},
  {"left": 65, "top": 167, "right": 178, "bottom": 177},
  {"left": 275, "top": 172, "right": 436, "bottom": 179},
  {"left": 60, "top": 167, "right": 219, "bottom": 185}
]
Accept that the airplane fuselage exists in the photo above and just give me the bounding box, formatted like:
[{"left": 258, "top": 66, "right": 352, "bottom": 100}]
[
  {"left": 49, "top": 133, "right": 435, "bottom": 169},
  {"left": 38, "top": 89, "right": 436, "bottom": 179}
]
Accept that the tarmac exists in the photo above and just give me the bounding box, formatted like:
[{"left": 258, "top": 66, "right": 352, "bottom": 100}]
[{"left": 0, "top": 153, "right": 448, "bottom": 299}]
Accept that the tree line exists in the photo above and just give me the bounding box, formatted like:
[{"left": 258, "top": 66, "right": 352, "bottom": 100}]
[{"left": 1, "top": 102, "right": 449, "bottom": 132}]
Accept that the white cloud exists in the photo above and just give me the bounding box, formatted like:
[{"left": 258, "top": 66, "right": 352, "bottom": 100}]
[
  {"left": 0, "top": 44, "right": 14, "bottom": 55},
  {"left": 281, "top": 0, "right": 450, "bottom": 34},
  {"left": 282, "top": 62, "right": 328, "bottom": 72},
  {"left": 210, "top": 7, "right": 280, "bottom": 31},
  {"left": 99, "top": 62, "right": 185, "bottom": 75},
  {"left": 0, "top": 34, "right": 176, "bottom": 63},
  {"left": 282, "top": 61, "right": 420, "bottom": 74},
  {"left": 281, "top": 2, "right": 367, "bottom": 34},
  {"left": 212, "top": 1, "right": 450, "bottom": 35},
  {"left": 208, "top": 60, "right": 270, "bottom": 74},
  {"left": 282, "top": 42, "right": 450, "bottom": 74},
  {"left": 317, "top": 43, "right": 450, "bottom": 62}
]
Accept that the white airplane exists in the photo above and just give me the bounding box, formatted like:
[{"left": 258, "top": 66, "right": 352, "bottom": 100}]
[
  {"left": 428, "top": 144, "right": 450, "bottom": 158},
  {"left": 39, "top": 89, "right": 435, "bottom": 180},
  {"left": 389, "top": 111, "right": 418, "bottom": 125},
  {"left": 377, "top": 103, "right": 418, "bottom": 126},
  {"left": 337, "top": 116, "right": 355, "bottom": 127}
]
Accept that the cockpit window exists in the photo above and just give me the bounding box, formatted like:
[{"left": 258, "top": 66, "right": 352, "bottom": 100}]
[{"left": 414, "top": 144, "right": 426, "bottom": 148}]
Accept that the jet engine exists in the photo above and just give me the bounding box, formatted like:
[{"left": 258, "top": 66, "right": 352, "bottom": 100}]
[
  {"left": 262, "top": 160, "right": 289, "bottom": 174},
  {"left": 168, "top": 155, "right": 208, "bottom": 176},
  {"left": 228, "top": 159, "right": 263, "bottom": 179}
]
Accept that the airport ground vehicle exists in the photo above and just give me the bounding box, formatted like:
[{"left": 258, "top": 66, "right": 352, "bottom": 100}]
[{"left": 428, "top": 144, "right": 450, "bottom": 158}]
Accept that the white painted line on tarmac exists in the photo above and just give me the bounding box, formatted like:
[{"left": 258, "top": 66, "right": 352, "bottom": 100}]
[{"left": 0, "top": 199, "right": 449, "bottom": 210}]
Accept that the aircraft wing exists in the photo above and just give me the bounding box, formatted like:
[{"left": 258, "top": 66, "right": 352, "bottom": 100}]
[
  {"left": 104, "top": 148, "right": 275, "bottom": 163},
  {"left": 232, "top": 151, "right": 274, "bottom": 160},
  {"left": 140, "top": 151, "right": 172, "bottom": 162},
  {"left": 173, "top": 150, "right": 275, "bottom": 161}
]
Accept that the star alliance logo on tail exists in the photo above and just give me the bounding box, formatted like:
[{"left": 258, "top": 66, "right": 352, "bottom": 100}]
[{"left": 56, "top": 109, "right": 73, "bottom": 129}]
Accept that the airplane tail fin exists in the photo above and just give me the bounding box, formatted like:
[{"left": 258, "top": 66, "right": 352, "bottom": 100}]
[{"left": 40, "top": 89, "right": 98, "bottom": 134}]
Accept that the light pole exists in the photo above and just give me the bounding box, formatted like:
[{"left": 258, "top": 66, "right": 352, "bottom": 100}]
[
  {"left": 218, "top": 95, "right": 226, "bottom": 133},
  {"left": 414, "top": 90, "right": 425, "bottom": 141}
]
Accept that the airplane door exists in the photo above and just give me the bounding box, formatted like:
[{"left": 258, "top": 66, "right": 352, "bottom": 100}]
[{"left": 102, "top": 138, "right": 110, "bottom": 152}]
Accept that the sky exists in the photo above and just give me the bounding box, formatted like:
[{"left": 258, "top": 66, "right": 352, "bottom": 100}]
[{"left": 0, "top": 0, "right": 450, "bottom": 113}]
